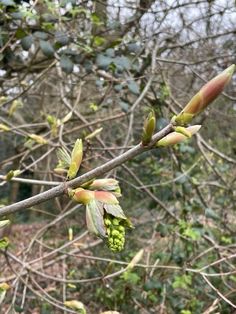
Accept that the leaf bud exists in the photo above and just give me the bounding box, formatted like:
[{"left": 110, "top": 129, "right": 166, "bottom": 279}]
[
  {"left": 141, "top": 110, "right": 156, "bottom": 145},
  {"left": 156, "top": 125, "right": 201, "bottom": 147},
  {"left": 174, "top": 65, "right": 235, "bottom": 125},
  {"left": 67, "top": 139, "right": 83, "bottom": 180}
]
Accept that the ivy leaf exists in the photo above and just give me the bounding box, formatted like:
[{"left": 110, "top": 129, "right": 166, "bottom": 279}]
[
  {"left": 0, "top": 0, "right": 15, "bottom": 5},
  {"left": 114, "top": 56, "right": 131, "bottom": 71},
  {"left": 39, "top": 40, "right": 55, "bottom": 58},
  {"left": 127, "top": 81, "right": 140, "bottom": 95},
  {"left": 96, "top": 54, "right": 113, "bottom": 69},
  {"left": 55, "top": 31, "right": 69, "bottom": 46},
  {"left": 34, "top": 31, "right": 48, "bottom": 40},
  {"left": 60, "top": 55, "right": 74, "bottom": 74},
  {"left": 21, "top": 35, "right": 33, "bottom": 51}
]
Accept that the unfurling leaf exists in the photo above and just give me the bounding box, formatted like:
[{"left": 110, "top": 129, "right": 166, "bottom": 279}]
[
  {"left": 174, "top": 64, "right": 235, "bottom": 125},
  {"left": 69, "top": 187, "right": 133, "bottom": 251},
  {"left": 86, "top": 178, "right": 121, "bottom": 197},
  {"left": 56, "top": 147, "right": 71, "bottom": 170},
  {"left": 67, "top": 139, "right": 83, "bottom": 180},
  {"left": 142, "top": 110, "right": 156, "bottom": 145}
]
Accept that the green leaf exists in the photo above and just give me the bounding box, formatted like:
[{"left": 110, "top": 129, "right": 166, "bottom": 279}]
[
  {"left": 21, "top": 35, "right": 33, "bottom": 51},
  {"left": 60, "top": 55, "right": 74, "bottom": 74},
  {"left": 104, "top": 204, "right": 127, "bottom": 220},
  {"left": 127, "top": 81, "right": 140, "bottom": 95},
  {"left": 121, "top": 271, "right": 140, "bottom": 285},
  {"left": 15, "top": 28, "right": 27, "bottom": 39},
  {"left": 205, "top": 208, "right": 220, "bottom": 220},
  {"left": 55, "top": 31, "right": 69, "bottom": 46},
  {"left": 0, "top": 237, "right": 9, "bottom": 249},
  {"left": 172, "top": 275, "right": 192, "bottom": 290},
  {"left": 39, "top": 40, "right": 55, "bottom": 58},
  {"left": 93, "top": 36, "right": 106, "bottom": 47},
  {"left": 114, "top": 56, "right": 131, "bottom": 71},
  {"left": 96, "top": 54, "right": 113, "bottom": 69},
  {"left": 34, "top": 31, "right": 48, "bottom": 40},
  {"left": 0, "top": 0, "right": 15, "bottom": 5},
  {"left": 86, "top": 201, "right": 106, "bottom": 238},
  {"left": 119, "top": 101, "right": 129, "bottom": 112}
]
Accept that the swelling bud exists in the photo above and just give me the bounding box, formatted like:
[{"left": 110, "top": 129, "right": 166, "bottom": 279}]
[{"left": 175, "top": 65, "right": 235, "bottom": 125}]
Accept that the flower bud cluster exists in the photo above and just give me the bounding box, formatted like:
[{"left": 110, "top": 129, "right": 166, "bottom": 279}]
[{"left": 104, "top": 214, "right": 126, "bottom": 252}]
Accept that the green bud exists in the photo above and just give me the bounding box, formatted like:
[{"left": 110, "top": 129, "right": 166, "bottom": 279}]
[
  {"left": 118, "top": 225, "right": 125, "bottom": 233},
  {"left": 104, "top": 218, "right": 111, "bottom": 226},
  {"left": 104, "top": 213, "right": 132, "bottom": 252},
  {"left": 111, "top": 230, "right": 120, "bottom": 237},
  {"left": 67, "top": 139, "right": 83, "bottom": 180},
  {"left": 141, "top": 110, "right": 156, "bottom": 145},
  {"left": 112, "top": 218, "right": 120, "bottom": 226}
]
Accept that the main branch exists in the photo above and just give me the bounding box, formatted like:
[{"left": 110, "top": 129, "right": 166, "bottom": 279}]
[{"left": 0, "top": 124, "right": 173, "bottom": 217}]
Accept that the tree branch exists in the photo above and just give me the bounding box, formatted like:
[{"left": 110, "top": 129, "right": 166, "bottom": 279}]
[{"left": 0, "top": 124, "right": 173, "bottom": 217}]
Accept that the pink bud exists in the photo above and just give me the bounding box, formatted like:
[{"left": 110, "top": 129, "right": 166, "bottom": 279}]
[
  {"left": 175, "top": 65, "right": 235, "bottom": 125},
  {"left": 72, "top": 188, "right": 95, "bottom": 205}
]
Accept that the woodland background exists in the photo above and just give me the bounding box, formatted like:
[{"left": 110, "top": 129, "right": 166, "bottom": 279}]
[{"left": 0, "top": 0, "right": 236, "bottom": 313}]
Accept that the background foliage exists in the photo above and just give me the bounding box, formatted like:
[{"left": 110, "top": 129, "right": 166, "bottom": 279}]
[{"left": 0, "top": 0, "right": 236, "bottom": 313}]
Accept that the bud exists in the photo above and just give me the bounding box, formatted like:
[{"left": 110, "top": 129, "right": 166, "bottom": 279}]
[
  {"left": 156, "top": 125, "right": 201, "bottom": 147},
  {"left": 127, "top": 249, "right": 144, "bottom": 270},
  {"left": 0, "top": 220, "right": 10, "bottom": 229},
  {"left": 70, "top": 188, "right": 95, "bottom": 205},
  {"left": 67, "top": 139, "right": 83, "bottom": 180},
  {"left": 64, "top": 300, "right": 86, "bottom": 313},
  {"left": 4, "top": 169, "right": 20, "bottom": 181},
  {"left": 0, "top": 124, "right": 10, "bottom": 132},
  {"left": 0, "top": 283, "right": 10, "bottom": 291},
  {"left": 53, "top": 167, "right": 67, "bottom": 175},
  {"left": 85, "top": 127, "right": 103, "bottom": 140},
  {"left": 174, "top": 126, "right": 192, "bottom": 138},
  {"left": 0, "top": 282, "right": 10, "bottom": 305},
  {"left": 29, "top": 134, "right": 48, "bottom": 145},
  {"left": 175, "top": 65, "right": 235, "bottom": 125},
  {"left": 68, "top": 227, "right": 73, "bottom": 241},
  {"left": 141, "top": 110, "right": 156, "bottom": 145}
]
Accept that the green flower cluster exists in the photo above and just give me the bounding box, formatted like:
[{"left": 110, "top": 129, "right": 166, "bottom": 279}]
[{"left": 104, "top": 215, "right": 126, "bottom": 252}]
